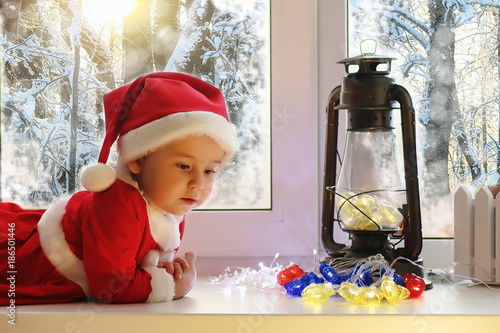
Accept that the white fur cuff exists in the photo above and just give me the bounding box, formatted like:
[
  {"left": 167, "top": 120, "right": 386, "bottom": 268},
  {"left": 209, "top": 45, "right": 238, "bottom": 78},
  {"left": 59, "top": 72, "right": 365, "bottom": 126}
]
[
  {"left": 38, "top": 197, "right": 91, "bottom": 296},
  {"left": 144, "top": 266, "right": 176, "bottom": 302}
]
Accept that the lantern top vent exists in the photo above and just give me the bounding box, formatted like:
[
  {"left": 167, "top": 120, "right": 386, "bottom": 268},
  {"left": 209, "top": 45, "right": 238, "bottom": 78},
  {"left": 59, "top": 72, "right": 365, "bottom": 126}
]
[{"left": 337, "top": 55, "right": 394, "bottom": 76}]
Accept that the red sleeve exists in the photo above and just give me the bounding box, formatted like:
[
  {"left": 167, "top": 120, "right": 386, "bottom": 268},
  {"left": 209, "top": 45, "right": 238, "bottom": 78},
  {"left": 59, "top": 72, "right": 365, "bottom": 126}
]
[
  {"left": 173, "top": 216, "right": 186, "bottom": 255},
  {"left": 179, "top": 216, "right": 185, "bottom": 241},
  {"left": 77, "top": 181, "right": 170, "bottom": 303}
]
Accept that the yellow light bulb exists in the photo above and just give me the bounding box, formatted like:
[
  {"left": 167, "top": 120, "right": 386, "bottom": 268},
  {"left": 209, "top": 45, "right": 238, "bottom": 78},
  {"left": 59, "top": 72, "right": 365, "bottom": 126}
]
[
  {"left": 339, "top": 283, "right": 383, "bottom": 306},
  {"left": 338, "top": 282, "right": 360, "bottom": 303},
  {"left": 378, "top": 203, "right": 403, "bottom": 228},
  {"left": 337, "top": 192, "right": 357, "bottom": 210},
  {"left": 339, "top": 208, "right": 363, "bottom": 228},
  {"left": 356, "top": 286, "right": 383, "bottom": 306},
  {"left": 338, "top": 193, "right": 380, "bottom": 230},
  {"left": 358, "top": 213, "right": 381, "bottom": 231},
  {"left": 301, "top": 283, "right": 335, "bottom": 304},
  {"left": 357, "top": 194, "right": 376, "bottom": 212},
  {"left": 380, "top": 276, "right": 410, "bottom": 304}
]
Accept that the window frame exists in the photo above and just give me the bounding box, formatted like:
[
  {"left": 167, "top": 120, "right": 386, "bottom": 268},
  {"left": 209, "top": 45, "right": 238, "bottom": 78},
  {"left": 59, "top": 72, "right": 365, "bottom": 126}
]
[
  {"left": 180, "top": 0, "right": 454, "bottom": 269},
  {"left": 179, "top": 0, "right": 320, "bottom": 258}
]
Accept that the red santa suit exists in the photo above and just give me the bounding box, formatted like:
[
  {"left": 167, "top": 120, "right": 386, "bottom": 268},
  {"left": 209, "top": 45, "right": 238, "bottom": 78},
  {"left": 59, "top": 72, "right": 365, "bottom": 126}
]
[
  {"left": 0, "top": 164, "right": 185, "bottom": 305},
  {"left": 0, "top": 72, "right": 237, "bottom": 305}
]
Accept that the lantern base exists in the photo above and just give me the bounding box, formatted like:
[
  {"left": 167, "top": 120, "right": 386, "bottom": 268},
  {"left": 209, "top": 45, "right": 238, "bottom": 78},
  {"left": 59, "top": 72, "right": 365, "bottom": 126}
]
[
  {"left": 322, "top": 250, "right": 426, "bottom": 279},
  {"left": 350, "top": 230, "right": 393, "bottom": 254},
  {"left": 329, "top": 230, "right": 396, "bottom": 261},
  {"left": 321, "top": 253, "right": 433, "bottom": 291}
]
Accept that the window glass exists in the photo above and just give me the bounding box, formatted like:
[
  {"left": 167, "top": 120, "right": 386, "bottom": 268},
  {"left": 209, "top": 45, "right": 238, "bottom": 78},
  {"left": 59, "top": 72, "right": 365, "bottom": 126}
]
[
  {"left": 348, "top": 0, "right": 500, "bottom": 237},
  {"left": 1, "top": 0, "right": 271, "bottom": 210}
]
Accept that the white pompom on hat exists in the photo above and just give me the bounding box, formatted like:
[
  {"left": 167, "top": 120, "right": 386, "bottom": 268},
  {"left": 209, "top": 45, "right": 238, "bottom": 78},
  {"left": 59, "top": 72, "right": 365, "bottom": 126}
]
[{"left": 81, "top": 72, "right": 238, "bottom": 192}]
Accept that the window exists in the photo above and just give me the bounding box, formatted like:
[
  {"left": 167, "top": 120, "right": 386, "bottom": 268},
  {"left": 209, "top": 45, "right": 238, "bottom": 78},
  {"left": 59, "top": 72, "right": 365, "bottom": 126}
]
[
  {"left": 2, "top": 0, "right": 462, "bottom": 263},
  {"left": 347, "top": 0, "right": 500, "bottom": 238},
  {"left": 1, "top": 0, "right": 319, "bottom": 258},
  {"left": 182, "top": 0, "right": 319, "bottom": 257},
  {"left": 1, "top": 0, "right": 270, "bottom": 210}
]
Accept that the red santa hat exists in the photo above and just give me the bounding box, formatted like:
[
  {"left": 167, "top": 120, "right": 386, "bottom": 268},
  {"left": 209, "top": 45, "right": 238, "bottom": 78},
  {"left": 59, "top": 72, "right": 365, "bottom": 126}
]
[{"left": 81, "top": 72, "right": 238, "bottom": 192}]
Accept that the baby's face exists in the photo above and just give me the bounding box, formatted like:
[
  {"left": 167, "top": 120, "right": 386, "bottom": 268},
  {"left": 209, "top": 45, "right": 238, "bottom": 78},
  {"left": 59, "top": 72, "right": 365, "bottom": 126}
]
[{"left": 128, "top": 136, "right": 225, "bottom": 215}]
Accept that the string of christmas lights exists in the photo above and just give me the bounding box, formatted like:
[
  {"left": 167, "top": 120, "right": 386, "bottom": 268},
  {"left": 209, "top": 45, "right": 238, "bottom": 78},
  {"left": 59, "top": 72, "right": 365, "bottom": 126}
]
[{"left": 210, "top": 252, "right": 500, "bottom": 305}]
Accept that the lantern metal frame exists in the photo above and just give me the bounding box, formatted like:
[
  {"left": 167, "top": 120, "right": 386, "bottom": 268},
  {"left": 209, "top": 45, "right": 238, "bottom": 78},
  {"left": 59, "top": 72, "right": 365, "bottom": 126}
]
[{"left": 321, "top": 55, "right": 424, "bottom": 276}]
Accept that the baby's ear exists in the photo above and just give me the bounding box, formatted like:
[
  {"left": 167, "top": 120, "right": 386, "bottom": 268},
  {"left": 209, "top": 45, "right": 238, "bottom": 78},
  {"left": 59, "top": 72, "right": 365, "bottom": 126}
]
[{"left": 128, "top": 160, "right": 142, "bottom": 174}]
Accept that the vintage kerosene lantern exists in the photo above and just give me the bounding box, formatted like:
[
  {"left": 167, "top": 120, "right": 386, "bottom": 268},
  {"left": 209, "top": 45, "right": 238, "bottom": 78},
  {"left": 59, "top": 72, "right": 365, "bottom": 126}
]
[{"left": 321, "top": 51, "right": 424, "bottom": 276}]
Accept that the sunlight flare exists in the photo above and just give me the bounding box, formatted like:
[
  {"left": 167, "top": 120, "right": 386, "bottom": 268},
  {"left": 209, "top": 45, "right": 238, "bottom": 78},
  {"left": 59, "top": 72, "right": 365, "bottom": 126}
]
[{"left": 82, "top": 0, "right": 137, "bottom": 23}]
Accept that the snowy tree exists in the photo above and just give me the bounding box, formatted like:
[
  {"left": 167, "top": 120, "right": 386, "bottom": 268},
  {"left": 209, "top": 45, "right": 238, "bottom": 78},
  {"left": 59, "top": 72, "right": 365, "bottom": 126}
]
[
  {"left": 152, "top": 0, "right": 182, "bottom": 71},
  {"left": 1, "top": 0, "right": 115, "bottom": 205},
  {"left": 166, "top": 0, "right": 269, "bottom": 207},
  {"left": 123, "top": 0, "right": 154, "bottom": 82},
  {"left": 350, "top": 0, "right": 500, "bottom": 209},
  {"left": 1, "top": 0, "right": 270, "bottom": 209}
]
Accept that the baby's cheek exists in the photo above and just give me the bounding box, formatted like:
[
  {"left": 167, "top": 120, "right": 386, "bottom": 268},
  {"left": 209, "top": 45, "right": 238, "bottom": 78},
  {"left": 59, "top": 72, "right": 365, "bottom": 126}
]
[{"left": 199, "top": 187, "right": 214, "bottom": 204}]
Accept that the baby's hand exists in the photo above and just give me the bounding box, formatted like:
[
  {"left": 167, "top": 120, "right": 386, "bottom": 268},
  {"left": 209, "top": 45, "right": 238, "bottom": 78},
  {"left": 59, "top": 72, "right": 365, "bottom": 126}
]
[
  {"left": 161, "top": 254, "right": 192, "bottom": 280},
  {"left": 161, "top": 251, "right": 197, "bottom": 299}
]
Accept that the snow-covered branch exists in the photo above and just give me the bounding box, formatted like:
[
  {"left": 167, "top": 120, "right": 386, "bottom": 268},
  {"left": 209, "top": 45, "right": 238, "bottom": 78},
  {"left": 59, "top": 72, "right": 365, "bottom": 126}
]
[{"left": 379, "top": 5, "right": 431, "bottom": 51}]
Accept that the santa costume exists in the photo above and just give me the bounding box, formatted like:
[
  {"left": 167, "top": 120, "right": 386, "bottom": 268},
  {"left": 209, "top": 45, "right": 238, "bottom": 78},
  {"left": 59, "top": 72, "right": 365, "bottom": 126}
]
[{"left": 0, "top": 72, "right": 237, "bottom": 304}]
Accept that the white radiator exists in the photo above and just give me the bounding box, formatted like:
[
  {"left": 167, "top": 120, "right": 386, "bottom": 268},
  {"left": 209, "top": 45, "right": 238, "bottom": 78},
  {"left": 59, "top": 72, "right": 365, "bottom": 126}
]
[{"left": 454, "top": 185, "right": 500, "bottom": 284}]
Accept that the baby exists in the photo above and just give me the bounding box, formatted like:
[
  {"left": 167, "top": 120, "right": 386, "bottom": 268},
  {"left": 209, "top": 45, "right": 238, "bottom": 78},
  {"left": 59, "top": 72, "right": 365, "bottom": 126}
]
[{"left": 0, "top": 72, "right": 237, "bottom": 304}]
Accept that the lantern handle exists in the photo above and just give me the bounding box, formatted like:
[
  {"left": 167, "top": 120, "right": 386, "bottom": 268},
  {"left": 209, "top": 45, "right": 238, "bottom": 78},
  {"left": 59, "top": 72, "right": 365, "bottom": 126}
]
[
  {"left": 360, "top": 39, "right": 377, "bottom": 56},
  {"left": 388, "top": 84, "right": 423, "bottom": 261},
  {"left": 321, "top": 85, "right": 346, "bottom": 255}
]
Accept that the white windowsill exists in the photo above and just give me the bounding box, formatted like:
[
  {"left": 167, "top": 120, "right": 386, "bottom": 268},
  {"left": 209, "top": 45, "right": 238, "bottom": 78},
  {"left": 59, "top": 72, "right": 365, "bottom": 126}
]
[
  {"left": 3, "top": 245, "right": 500, "bottom": 333},
  {"left": 2, "top": 274, "right": 499, "bottom": 333}
]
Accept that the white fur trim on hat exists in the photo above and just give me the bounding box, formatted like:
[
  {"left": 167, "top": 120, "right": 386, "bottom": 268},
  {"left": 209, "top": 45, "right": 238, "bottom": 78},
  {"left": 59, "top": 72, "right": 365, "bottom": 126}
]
[
  {"left": 80, "top": 163, "right": 117, "bottom": 192},
  {"left": 143, "top": 266, "right": 176, "bottom": 302},
  {"left": 118, "top": 111, "right": 238, "bottom": 163}
]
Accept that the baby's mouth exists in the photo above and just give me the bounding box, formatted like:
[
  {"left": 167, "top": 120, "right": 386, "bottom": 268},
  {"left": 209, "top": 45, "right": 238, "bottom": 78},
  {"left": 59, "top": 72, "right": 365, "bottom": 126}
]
[{"left": 181, "top": 198, "right": 197, "bottom": 205}]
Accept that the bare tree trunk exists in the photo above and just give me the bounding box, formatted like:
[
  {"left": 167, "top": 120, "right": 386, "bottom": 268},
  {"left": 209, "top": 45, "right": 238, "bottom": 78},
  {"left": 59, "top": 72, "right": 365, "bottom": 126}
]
[
  {"left": 67, "top": 0, "right": 82, "bottom": 194},
  {"left": 1, "top": 0, "right": 42, "bottom": 88},
  {"left": 123, "top": 0, "right": 154, "bottom": 83},
  {"left": 58, "top": 0, "right": 114, "bottom": 135},
  {"left": 454, "top": 112, "right": 482, "bottom": 181},
  {"left": 165, "top": 0, "right": 215, "bottom": 75},
  {"left": 423, "top": 0, "right": 459, "bottom": 198},
  {"left": 79, "top": 21, "right": 115, "bottom": 134},
  {"left": 1, "top": 0, "right": 37, "bottom": 42},
  {"left": 80, "top": 23, "right": 115, "bottom": 90},
  {"left": 67, "top": 44, "right": 80, "bottom": 193},
  {"left": 153, "top": 0, "right": 180, "bottom": 71},
  {"left": 57, "top": 0, "right": 73, "bottom": 108}
]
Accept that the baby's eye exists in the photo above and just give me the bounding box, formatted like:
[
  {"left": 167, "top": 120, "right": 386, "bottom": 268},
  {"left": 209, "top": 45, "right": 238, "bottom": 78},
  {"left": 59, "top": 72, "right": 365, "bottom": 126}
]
[
  {"left": 204, "top": 169, "right": 216, "bottom": 175},
  {"left": 177, "top": 163, "right": 190, "bottom": 170}
]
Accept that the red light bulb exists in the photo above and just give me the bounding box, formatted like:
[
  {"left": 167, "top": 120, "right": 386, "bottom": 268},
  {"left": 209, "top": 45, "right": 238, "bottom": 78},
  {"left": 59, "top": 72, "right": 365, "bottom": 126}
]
[
  {"left": 288, "top": 264, "right": 304, "bottom": 277},
  {"left": 402, "top": 273, "right": 425, "bottom": 298},
  {"left": 277, "top": 264, "right": 305, "bottom": 286}
]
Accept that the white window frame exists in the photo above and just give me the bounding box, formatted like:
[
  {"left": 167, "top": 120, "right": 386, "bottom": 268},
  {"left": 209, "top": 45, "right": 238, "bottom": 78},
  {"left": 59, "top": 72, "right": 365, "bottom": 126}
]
[
  {"left": 179, "top": 0, "right": 454, "bottom": 270},
  {"left": 179, "top": 0, "right": 320, "bottom": 258}
]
